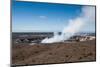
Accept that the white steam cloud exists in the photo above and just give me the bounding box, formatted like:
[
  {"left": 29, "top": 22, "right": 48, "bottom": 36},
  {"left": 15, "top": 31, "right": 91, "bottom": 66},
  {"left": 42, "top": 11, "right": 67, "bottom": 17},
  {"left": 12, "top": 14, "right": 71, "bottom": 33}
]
[{"left": 41, "top": 6, "right": 95, "bottom": 43}]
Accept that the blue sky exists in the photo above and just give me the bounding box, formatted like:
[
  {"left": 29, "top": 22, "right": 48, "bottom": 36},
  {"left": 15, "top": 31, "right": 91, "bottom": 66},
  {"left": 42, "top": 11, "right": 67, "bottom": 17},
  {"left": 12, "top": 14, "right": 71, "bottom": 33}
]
[{"left": 12, "top": 0, "right": 95, "bottom": 32}]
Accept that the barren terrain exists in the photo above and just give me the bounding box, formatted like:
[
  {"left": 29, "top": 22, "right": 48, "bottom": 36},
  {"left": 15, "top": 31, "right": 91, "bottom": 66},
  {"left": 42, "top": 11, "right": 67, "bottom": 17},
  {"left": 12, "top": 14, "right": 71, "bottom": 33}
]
[{"left": 12, "top": 40, "right": 96, "bottom": 66}]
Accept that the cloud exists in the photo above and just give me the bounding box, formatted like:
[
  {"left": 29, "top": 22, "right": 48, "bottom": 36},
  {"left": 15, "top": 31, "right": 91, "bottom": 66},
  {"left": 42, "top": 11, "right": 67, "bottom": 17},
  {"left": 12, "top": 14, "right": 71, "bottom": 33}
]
[{"left": 39, "top": 16, "right": 47, "bottom": 19}]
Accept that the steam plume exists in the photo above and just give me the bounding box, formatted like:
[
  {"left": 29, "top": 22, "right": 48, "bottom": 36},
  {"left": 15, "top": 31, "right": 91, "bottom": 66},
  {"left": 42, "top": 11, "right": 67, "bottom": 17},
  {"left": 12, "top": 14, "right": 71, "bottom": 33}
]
[{"left": 41, "top": 6, "right": 95, "bottom": 43}]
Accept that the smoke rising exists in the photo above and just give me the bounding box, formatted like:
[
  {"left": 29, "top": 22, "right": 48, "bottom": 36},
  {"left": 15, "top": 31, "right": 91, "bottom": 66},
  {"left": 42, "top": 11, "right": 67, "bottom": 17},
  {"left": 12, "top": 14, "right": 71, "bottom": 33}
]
[{"left": 41, "top": 6, "right": 95, "bottom": 43}]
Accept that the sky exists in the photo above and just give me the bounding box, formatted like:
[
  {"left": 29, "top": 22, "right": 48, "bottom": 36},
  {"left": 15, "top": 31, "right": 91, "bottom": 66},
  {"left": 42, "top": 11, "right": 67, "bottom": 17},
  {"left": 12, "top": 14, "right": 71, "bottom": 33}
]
[{"left": 12, "top": 0, "right": 96, "bottom": 33}]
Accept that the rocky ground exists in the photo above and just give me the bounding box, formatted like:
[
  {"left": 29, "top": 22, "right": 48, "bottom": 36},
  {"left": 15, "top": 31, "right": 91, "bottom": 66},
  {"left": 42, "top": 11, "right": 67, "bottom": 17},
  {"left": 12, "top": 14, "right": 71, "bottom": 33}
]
[{"left": 12, "top": 40, "right": 96, "bottom": 66}]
